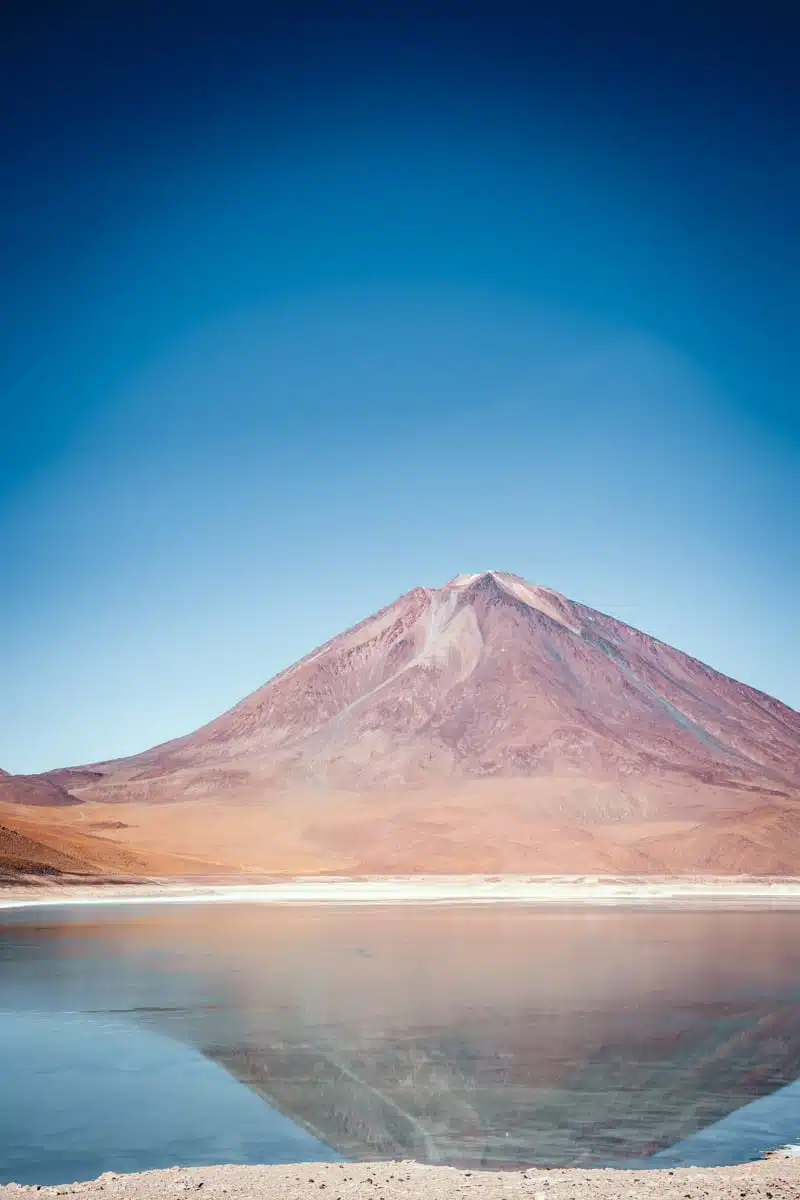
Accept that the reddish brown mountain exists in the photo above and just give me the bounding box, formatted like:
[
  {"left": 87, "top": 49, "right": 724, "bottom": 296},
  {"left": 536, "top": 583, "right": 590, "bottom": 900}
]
[
  {"left": 0, "top": 772, "right": 229, "bottom": 881},
  {"left": 0, "top": 773, "right": 84, "bottom": 807},
  {"left": 24, "top": 572, "right": 800, "bottom": 875}
]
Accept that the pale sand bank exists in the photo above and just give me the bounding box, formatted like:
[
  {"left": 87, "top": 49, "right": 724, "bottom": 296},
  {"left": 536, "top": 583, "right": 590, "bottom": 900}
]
[
  {"left": 3, "top": 875, "right": 800, "bottom": 910},
  {"left": 1, "top": 1158, "right": 799, "bottom": 1199}
]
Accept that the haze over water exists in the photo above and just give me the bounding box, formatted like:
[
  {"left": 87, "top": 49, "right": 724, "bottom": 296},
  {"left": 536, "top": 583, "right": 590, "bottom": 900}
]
[{"left": 2, "top": 903, "right": 799, "bottom": 1184}]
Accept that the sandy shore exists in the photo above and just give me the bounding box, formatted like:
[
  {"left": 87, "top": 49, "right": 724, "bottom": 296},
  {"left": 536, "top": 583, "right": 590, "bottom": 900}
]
[
  {"left": 2, "top": 874, "right": 800, "bottom": 910},
  {"left": 2, "top": 1158, "right": 799, "bottom": 1199}
]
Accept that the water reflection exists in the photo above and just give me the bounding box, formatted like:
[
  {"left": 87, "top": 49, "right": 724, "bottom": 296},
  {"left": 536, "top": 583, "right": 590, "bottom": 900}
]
[
  {"left": 0, "top": 1011, "right": 338, "bottom": 1185},
  {"left": 2, "top": 905, "right": 799, "bottom": 1169}
]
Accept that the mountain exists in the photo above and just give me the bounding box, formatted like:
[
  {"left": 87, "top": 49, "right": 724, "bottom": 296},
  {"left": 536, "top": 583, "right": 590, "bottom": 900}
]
[
  {"left": 0, "top": 772, "right": 84, "bottom": 808},
  {"left": 19, "top": 572, "right": 800, "bottom": 875},
  {"left": 0, "top": 777, "right": 229, "bottom": 882},
  {"left": 0, "top": 810, "right": 130, "bottom": 879},
  {"left": 0, "top": 800, "right": 160, "bottom": 880}
]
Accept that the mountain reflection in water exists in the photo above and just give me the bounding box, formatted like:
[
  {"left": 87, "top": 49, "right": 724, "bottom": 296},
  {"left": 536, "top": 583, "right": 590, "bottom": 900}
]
[{"left": 2, "top": 904, "right": 799, "bottom": 1169}]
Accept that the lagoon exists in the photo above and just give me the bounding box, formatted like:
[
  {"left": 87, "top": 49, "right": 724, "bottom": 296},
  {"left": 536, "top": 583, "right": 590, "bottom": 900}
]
[{"left": 1, "top": 903, "right": 799, "bottom": 1184}]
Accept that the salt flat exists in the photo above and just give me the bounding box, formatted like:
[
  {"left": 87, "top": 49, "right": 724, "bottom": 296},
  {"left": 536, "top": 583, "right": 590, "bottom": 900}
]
[{"left": 3, "top": 874, "right": 800, "bottom": 909}]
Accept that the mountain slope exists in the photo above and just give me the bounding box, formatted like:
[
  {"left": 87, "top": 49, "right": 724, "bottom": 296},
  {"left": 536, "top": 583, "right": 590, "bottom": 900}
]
[
  {"left": 0, "top": 773, "right": 84, "bottom": 807},
  {"left": 0, "top": 800, "right": 234, "bottom": 881},
  {"left": 0, "top": 803, "right": 152, "bottom": 879},
  {"left": 26, "top": 571, "right": 800, "bottom": 875},
  {"left": 0, "top": 770, "right": 235, "bottom": 880}
]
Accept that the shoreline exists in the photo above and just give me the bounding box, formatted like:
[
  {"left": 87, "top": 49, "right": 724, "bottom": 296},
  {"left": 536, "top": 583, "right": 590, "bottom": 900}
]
[
  {"left": 1, "top": 1157, "right": 799, "bottom": 1199},
  {"left": 3, "top": 874, "right": 800, "bottom": 910}
]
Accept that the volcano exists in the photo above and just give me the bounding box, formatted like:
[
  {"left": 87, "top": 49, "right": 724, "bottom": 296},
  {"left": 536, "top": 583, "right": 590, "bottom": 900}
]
[{"left": 20, "top": 572, "right": 800, "bottom": 875}]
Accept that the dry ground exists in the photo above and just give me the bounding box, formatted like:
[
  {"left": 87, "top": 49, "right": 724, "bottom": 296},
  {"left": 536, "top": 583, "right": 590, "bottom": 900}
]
[{"left": 1, "top": 1158, "right": 799, "bottom": 1199}]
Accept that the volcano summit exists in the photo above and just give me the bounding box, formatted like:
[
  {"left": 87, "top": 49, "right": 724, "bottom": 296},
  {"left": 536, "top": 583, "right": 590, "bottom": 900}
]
[{"left": 15, "top": 572, "right": 800, "bottom": 876}]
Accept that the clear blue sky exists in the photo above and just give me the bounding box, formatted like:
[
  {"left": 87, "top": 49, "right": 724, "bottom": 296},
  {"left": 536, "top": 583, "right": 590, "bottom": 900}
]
[{"left": 0, "top": 1, "right": 797, "bottom": 773}]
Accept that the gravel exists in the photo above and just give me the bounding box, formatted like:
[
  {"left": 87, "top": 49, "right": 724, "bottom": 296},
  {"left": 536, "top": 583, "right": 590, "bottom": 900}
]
[{"left": 1, "top": 1158, "right": 798, "bottom": 1200}]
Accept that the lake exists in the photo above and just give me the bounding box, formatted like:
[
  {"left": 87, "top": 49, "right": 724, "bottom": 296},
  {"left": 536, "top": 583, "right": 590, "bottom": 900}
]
[{"left": 1, "top": 902, "right": 799, "bottom": 1184}]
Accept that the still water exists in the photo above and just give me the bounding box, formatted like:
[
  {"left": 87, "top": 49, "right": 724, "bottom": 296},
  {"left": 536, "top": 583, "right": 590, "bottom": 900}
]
[{"left": 1, "top": 903, "right": 799, "bottom": 1184}]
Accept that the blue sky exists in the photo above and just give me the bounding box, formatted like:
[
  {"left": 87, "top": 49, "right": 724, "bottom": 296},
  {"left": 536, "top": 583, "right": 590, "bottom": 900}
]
[{"left": 0, "top": 2, "right": 797, "bottom": 772}]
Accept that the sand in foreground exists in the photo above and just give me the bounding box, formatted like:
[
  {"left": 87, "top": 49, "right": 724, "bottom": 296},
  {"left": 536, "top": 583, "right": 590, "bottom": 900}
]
[{"left": 1, "top": 1158, "right": 799, "bottom": 1199}]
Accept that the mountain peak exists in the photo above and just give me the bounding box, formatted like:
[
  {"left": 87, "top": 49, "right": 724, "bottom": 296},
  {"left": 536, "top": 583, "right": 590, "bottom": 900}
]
[
  {"left": 444, "top": 571, "right": 580, "bottom": 633},
  {"left": 51, "top": 571, "right": 800, "bottom": 876},
  {"left": 446, "top": 570, "right": 523, "bottom": 588}
]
